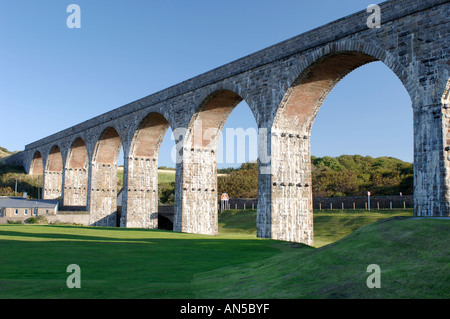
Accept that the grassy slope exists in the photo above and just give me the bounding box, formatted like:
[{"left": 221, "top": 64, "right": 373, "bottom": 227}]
[
  {"left": 313, "top": 209, "right": 413, "bottom": 247},
  {"left": 0, "top": 147, "right": 16, "bottom": 159},
  {"left": 158, "top": 171, "right": 176, "bottom": 184},
  {"left": 0, "top": 210, "right": 448, "bottom": 299},
  {"left": 195, "top": 216, "right": 449, "bottom": 299}
]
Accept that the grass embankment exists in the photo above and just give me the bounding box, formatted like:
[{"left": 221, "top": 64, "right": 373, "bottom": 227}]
[
  {"left": 196, "top": 212, "right": 450, "bottom": 299},
  {"left": 0, "top": 209, "right": 448, "bottom": 299}
]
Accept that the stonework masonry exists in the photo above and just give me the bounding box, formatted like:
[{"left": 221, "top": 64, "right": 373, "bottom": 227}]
[{"left": 3, "top": 0, "right": 449, "bottom": 245}]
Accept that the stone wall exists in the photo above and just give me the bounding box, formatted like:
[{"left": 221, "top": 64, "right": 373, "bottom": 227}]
[
  {"left": 0, "top": 213, "right": 89, "bottom": 225},
  {"left": 45, "top": 213, "right": 90, "bottom": 225}
]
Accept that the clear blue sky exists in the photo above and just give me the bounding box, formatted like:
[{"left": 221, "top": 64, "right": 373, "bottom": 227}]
[{"left": 0, "top": 0, "right": 412, "bottom": 168}]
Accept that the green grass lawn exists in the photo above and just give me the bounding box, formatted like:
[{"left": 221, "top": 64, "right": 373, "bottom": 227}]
[
  {"left": 0, "top": 223, "right": 279, "bottom": 299},
  {"left": 0, "top": 208, "right": 448, "bottom": 299}
]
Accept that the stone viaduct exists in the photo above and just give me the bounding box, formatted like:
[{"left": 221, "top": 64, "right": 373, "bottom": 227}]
[{"left": 4, "top": 0, "right": 449, "bottom": 245}]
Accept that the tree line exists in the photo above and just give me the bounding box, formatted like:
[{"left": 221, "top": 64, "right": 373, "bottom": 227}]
[
  {"left": 217, "top": 155, "right": 413, "bottom": 199},
  {"left": 0, "top": 147, "right": 414, "bottom": 202}
]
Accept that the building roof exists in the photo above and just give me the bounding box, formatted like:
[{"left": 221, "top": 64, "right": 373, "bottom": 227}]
[{"left": 0, "top": 197, "right": 59, "bottom": 209}]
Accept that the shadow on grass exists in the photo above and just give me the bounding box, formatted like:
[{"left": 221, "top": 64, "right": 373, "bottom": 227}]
[{"left": 0, "top": 225, "right": 288, "bottom": 248}]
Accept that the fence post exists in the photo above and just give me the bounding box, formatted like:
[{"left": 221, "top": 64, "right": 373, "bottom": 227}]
[
  {"left": 342, "top": 203, "right": 344, "bottom": 210},
  {"left": 353, "top": 202, "right": 356, "bottom": 210},
  {"left": 330, "top": 203, "right": 333, "bottom": 210},
  {"left": 390, "top": 202, "right": 392, "bottom": 210},
  {"left": 377, "top": 202, "right": 380, "bottom": 210},
  {"left": 403, "top": 201, "right": 406, "bottom": 209}
]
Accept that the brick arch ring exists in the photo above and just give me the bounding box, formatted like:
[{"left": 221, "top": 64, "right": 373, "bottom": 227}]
[{"left": 283, "top": 40, "right": 418, "bottom": 110}]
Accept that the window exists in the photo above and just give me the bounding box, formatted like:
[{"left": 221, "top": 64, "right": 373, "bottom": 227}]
[
  {"left": 33, "top": 208, "right": 37, "bottom": 215},
  {"left": 15, "top": 209, "right": 18, "bottom": 215},
  {"left": 24, "top": 209, "right": 28, "bottom": 215}
]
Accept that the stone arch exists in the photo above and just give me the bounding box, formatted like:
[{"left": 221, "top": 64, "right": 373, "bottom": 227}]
[
  {"left": 88, "top": 127, "right": 123, "bottom": 226},
  {"left": 176, "top": 89, "right": 256, "bottom": 235},
  {"left": 123, "top": 112, "right": 171, "bottom": 228},
  {"left": 92, "top": 127, "right": 123, "bottom": 165},
  {"left": 30, "top": 151, "right": 44, "bottom": 175},
  {"left": 46, "top": 145, "right": 63, "bottom": 172},
  {"left": 272, "top": 40, "right": 421, "bottom": 125},
  {"left": 63, "top": 137, "right": 89, "bottom": 207},
  {"left": 265, "top": 42, "right": 415, "bottom": 245},
  {"left": 274, "top": 41, "right": 415, "bottom": 131},
  {"left": 185, "top": 89, "right": 243, "bottom": 151},
  {"left": 191, "top": 81, "right": 259, "bottom": 126},
  {"left": 131, "top": 112, "right": 170, "bottom": 158},
  {"left": 67, "top": 137, "right": 89, "bottom": 169},
  {"left": 43, "top": 145, "right": 63, "bottom": 199}
]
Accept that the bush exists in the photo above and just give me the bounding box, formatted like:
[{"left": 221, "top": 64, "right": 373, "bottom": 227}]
[
  {"left": 36, "top": 215, "right": 48, "bottom": 224},
  {"left": 26, "top": 215, "right": 48, "bottom": 224},
  {"left": 7, "top": 219, "right": 22, "bottom": 224},
  {"left": 27, "top": 217, "right": 38, "bottom": 224}
]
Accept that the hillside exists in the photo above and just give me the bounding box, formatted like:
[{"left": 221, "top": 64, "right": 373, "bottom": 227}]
[
  {"left": 193, "top": 216, "right": 449, "bottom": 299},
  {"left": 0, "top": 147, "right": 17, "bottom": 159},
  {"left": 0, "top": 164, "right": 42, "bottom": 198},
  {"left": 217, "top": 155, "right": 414, "bottom": 199}
]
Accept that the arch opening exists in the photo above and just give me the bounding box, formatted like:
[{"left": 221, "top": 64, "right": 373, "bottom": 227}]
[
  {"left": 270, "top": 50, "right": 413, "bottom": 245},
  {"left": 216, "top": 100, "right": 259, "bottom": 235},
  {"left": 178, "top": 89, "right": 259, "bottom": 236},
  {"left": 188, "top": 90, "right": 243, "bottom": 150},
  {"left": 123, "top": 112, "right": 171, "bottom": 229},
  {"left": 274, "top": 52, "right": 378, "bottom": 133}
]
